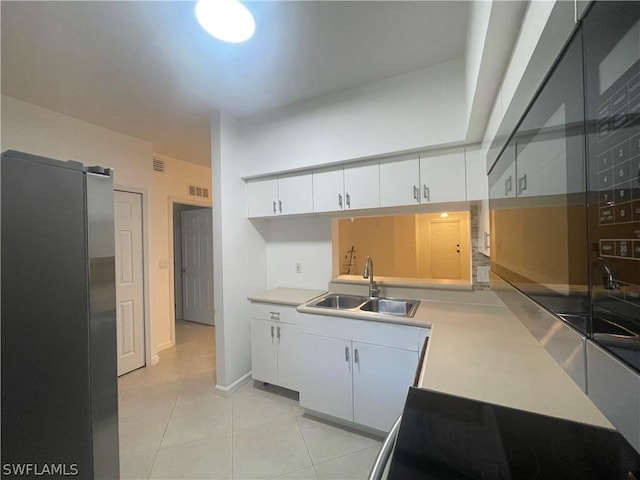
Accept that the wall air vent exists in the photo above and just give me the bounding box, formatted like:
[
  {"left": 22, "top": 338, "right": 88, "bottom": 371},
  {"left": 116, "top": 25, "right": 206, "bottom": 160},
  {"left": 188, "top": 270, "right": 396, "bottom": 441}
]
[
  {"left": 152, "top": 158, "right": 165, "bottom": 172},
  {"left": 188, "top": 184, "right": 210, "bottom": 199}
]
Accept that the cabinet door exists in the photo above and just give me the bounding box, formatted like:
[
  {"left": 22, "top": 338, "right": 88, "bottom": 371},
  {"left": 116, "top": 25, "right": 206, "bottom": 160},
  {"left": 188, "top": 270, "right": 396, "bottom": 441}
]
[
  {"left": 420, "top": 149, "right": 466, "bottom": 203},
  {"left": 276, "top": 322, "right": 299, "bottom": 391},
  {"left": 352, "top": 342, "right": 417, "bottom": 432},
  {"left": 516, "top": 104, "right": 568, "bottom": 197},
  {"left": 250, "top": 319, "right": 278, "bottom": 385},
  {"left": 379, "top": 157, "right": 420, "bottom": 207},
  {"left": 489, "top": 148, "right": 516, "bottom": 200},
  {"left": 247, "top": 179, "right": 278, "bottom": 217},
  {"left": 344, "top": 163, "right": 380, "bottom": 210},
  {"left": 298, "top": 333, "right": 353, "bottom": 422},
  {"left": 465, "top": 147, "right": 488, "bottom": 202},
  {"left": 478, "top": 198, "right": 490, "bottom": 256},
  {"left": 313, "top": 169, "right": 345, "bottom": 213},
  {"left": 278, "top": 174, "right": 313, "bottom": 215}
]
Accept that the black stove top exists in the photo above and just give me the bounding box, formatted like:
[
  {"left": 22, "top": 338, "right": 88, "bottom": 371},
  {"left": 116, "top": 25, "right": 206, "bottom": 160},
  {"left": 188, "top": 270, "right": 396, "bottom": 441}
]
[{"left": 388, "top": 388, "right": 640, "bottom": 479}]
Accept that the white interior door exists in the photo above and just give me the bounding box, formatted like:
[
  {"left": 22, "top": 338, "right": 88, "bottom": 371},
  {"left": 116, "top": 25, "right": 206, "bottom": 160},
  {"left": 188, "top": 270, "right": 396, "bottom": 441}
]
[
  {"left": 431, "top": 219, "right": 462, "bottom": 279},
  {"left": 114, "top": 191, "right": 145, "bottom": 376},
  {"left": 182, "top": 209, "right": 214, "bottom": 325}
]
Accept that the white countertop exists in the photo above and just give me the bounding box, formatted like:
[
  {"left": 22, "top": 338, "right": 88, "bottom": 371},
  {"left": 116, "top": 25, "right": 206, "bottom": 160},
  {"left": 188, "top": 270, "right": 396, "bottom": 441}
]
[
  {"left": 415, "top": 302, "right": 612, "bottom": 428},
  {"left": 252, "top": 287, "right": 613, "bottom": 429},
  {"left": 247, "top": 287, "right": 326, "bottom": 306}
]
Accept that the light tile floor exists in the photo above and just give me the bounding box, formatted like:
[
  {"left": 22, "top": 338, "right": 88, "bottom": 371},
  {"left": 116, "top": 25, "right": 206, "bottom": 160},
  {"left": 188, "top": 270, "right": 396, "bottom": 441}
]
[{"left": 118, "top": 320, "right": 382, "bottom": 480}]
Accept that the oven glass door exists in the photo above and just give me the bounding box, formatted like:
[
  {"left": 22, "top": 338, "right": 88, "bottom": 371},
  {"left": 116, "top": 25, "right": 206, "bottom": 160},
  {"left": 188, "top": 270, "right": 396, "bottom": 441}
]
[
  {"left": 584, "top": 1, "right": 640, "bottom": 371},
  {"left": 490, "top": 31, "right": 589, "bottom": 333}
]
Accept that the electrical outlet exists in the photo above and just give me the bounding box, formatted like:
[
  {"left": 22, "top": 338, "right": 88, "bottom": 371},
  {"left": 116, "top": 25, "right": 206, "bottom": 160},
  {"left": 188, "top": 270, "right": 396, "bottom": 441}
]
[{"left": 295, "top": 262, "right": 302, "bottom": 274}]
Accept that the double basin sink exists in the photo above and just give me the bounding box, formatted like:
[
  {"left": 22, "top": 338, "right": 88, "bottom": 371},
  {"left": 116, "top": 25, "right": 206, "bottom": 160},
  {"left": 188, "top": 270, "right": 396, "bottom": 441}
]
[{"left": 307, "top": 293, "right": 420, "bottom": 318}]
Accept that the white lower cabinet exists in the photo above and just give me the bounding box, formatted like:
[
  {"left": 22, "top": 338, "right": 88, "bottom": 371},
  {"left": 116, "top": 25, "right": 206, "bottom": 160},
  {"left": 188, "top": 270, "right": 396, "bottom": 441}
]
[
  {"left": 250, "top": 304, "right": 300, "bottom": 391},
  {"left": 352, "top": 341, "right": 417, "bottom": 432},
  {"left": 298, "top": 333, "right": 353, "bottom": 422},
  {"left": 251, "top": 318, "right": 279, "bottom": 385},
  {"left": 298, "top": 316, "right": 426, "bottom": 433}
]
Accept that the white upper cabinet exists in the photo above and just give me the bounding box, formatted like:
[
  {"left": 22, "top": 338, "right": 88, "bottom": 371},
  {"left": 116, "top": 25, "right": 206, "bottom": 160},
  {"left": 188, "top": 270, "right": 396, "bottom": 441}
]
[
  {"left": 313, "top": 162, "right": 380, "bottom": 213},
  {"left": 246, "top": 173, "right": 312, "bottom": 218},
  {"left": 343, "top": 163, "right": 380, "bottom": 210},
  {"left": 379, "top": 157, "right": 420, "bottom": 207},
  {"left": 379, "top": 149, "right": 468, "bottom": 208},
  {"left": 419, "top": 148, "right": 466, "bottom": 203},
  {"left": 278, "top": 173, "right": 313, "bottom": 215},
  {"left": 313, "top": 168, "right": 345, "bottom": 213},
  {"left": 465, "top": 146, "right": 488, "bottom": 201},
  {"left": 247, "top": 178, "right": 278, "bottom": 217}
]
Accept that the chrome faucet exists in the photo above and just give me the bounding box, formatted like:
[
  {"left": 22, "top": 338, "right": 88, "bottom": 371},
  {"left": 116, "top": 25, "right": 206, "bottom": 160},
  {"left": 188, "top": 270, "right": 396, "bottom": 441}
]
[
  {"left": 363, "top": 256, "right": 380, "bottom": 298},
  {"left": 593, "top": 258, "right": 620, "bottom": 290}
]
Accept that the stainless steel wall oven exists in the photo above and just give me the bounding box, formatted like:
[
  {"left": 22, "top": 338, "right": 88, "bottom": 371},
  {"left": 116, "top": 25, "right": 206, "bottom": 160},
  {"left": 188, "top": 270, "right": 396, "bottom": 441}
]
[
  {"left": 490, "top": 0, "right": 640, "bottom": 374},
  {"left": 584, "top": 0, "right": 640, "bottom": 373}
]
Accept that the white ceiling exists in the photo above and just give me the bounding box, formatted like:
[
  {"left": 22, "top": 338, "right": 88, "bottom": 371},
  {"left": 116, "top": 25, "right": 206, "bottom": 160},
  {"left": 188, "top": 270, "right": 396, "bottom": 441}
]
[{"left": 1, "top": 1, "right": 470, "bottom": 166}]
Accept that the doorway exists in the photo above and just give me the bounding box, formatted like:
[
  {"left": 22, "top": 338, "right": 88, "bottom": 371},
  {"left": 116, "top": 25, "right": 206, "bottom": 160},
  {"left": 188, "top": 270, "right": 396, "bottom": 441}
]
[
  {"left": 173, "top": 204, "right": 214, "bottom": 326},
  {"left": 114, "top": 190, "right": 146, "bottom": 376},
  {"left": 416, "top": 211, "right": 471, "bottom": 280}
]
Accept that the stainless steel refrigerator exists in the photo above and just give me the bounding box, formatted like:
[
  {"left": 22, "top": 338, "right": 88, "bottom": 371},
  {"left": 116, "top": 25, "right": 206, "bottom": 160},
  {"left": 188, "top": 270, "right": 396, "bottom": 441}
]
[{"left": 1, "top": 150, "right": 120, "bottom": 479}]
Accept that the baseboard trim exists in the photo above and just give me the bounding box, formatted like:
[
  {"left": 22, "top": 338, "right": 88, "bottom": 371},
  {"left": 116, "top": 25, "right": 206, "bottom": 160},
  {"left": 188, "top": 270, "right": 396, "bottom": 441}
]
[
  {"left": 214, "top": 372, "right": 252, "bottom": 398},
  {"left": 156, "top": 340, "right": 173, "bottom": 352}
]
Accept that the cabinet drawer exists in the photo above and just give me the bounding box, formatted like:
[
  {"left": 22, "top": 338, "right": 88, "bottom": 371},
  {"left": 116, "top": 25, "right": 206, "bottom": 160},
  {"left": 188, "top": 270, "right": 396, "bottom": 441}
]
[
  {"left": 297, "top": 312, "right": 428, "bottom": 351},
  {"left": 250, "top": 303, "right": 297, "bottom": 324}
]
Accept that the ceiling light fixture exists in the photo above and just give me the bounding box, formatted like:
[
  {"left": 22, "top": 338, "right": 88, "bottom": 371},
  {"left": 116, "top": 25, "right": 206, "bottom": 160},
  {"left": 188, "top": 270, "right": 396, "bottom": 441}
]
[{"left": 195, "top": 0, "right": 255, "bottom": 43}]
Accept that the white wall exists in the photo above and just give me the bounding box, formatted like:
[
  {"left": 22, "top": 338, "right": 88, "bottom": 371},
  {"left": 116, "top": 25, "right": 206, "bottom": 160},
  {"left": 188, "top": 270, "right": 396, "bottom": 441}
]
[
  {"left": 242, "top": 58, "right": 469, "bottom": 343},
  {"left": 482, "top": 0, "right": 577, "bottom": 171},
  {"left": 151, "top": 152, "right": 212, "bottom": 350},
  {"left": 240, "top": 58, "right": 466, "bottom": 176},
  {"left": 211, "top": 110, "right": 267, "bottom": 389},
  {"left": 265, "top": 216, "right": 333, "bottom": 290},
  {"left": 212, "top": 57, "right": 472, "bottom": 389},
  {"left": 1, "top": 95, "right": 211, "bottom": 359},
  {"left": 464, "top": 1, "right": 528, "bottom": 142}
]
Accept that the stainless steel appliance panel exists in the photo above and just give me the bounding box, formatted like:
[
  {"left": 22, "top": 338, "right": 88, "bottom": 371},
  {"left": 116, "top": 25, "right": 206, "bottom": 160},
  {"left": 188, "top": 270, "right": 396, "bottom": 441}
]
[
  {"left": 86, "top": 170, "right": 120, "bottom": 479},
  {"left": 584, "top": 0, "right": 640, "bottom": 372},
  {"left": 1, "top": 153, "right": 92, "bottom": 474},
  {"left": 586, "top": 340, "right": 640, "bottom": 452},
  {"left": 491, "top": 272, "right": 588, "bottom": 391},
  {"left": 0, "top": 151, "right": 119, "bottom": 479},
  {"left": 490, "top": 31, "right": 590, "bottom": 333}
]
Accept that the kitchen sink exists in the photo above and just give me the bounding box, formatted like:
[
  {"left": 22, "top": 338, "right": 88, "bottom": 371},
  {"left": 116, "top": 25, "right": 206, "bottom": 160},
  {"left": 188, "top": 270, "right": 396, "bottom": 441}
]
[
  {"left": 308, "top": 293, "right": 367, "bottom": 310},
  {"left": 359, "top": 298, "right": 419, "bottom": 317}
]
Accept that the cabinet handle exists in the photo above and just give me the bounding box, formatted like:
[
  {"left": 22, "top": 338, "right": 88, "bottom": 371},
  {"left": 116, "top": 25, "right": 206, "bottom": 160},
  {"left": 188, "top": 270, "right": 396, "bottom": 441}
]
[
  {"left": 345, "top": 346, "right": 350, "bottom": 362},
  {"left": 413, "top": 185, "right": 419, "bottom": 201},
  {"left": 484, "top": 232, "right": 490, "bottom": 250},
  {"left": 278, "top": 200, "right": 283, "bottom": 214},
  {"left": 270, "top": 325, "right": 274, "bottom": 342},
  {"left": 517, "top": 174, "right": 527, "bottom": 195},
  {"left": 272, "top": 201, "right": 277, "bottom": 214},
  {"left": 423, "top": 185, "right": 430, "bottom": 201},
  {"left": 269, "top": 311, "right": 280, "bottom": 321},
  {"left": 505, "top": 176, "right": 512, "bottom": 196},
  {"left": 338, "top": 193, "right": 343, "bottom": 208},
  {"left": 346, "top": 193, "right": 351, "bottom": 208},
  {"left": 354, "top": 348, "right": 359, "bottom": 365},
  {"left": 277, "top": 326, "right": 281, "bottom": 343}
]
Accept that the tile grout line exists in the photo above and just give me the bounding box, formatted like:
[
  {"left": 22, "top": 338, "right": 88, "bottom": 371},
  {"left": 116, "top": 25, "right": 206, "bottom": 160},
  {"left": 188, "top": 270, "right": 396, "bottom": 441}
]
[
  {"left": 312, "top": 442, "right": 382, "bottom": 471},
  {"left": 146, "top": 330, "right": 197, "bottom": 479},
  {"left": 293, "top": 405, "right": 318, "bottom": 479}
]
